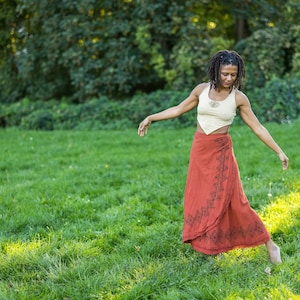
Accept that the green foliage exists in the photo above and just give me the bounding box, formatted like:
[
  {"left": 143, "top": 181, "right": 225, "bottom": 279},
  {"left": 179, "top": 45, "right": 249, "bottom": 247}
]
[
  {"left": 0, "top": 58, "right": 24, "bottom": 103},
  {"left": 290, "top": 25, "right": 300, "bottom": 73},
  {"left": 252, "top": 75, "right": 300, "bottom": 123},
  {"left": 166, "top": 36, "right": 213, "bottom": 90},
  {"left": 1, "top": 0, "right": 300, "bottom": 104},
  {"left": 129, "top": 89, "right": 195, "bottom": 127},
  {"left": 226, "top": 0, "right": 282, "bottom": 30},
  {"left": 0, "top": 75, "right": 299, "bottom": 130},
  {"left": 0, "top": 91, "right": 187, "bottom": 130},
  {"left": 246, "top": 74, "right": 300, "bottom": 124},
  {"left": 0, "top": 98, "right": 47, "bottom": 127},
  {"left": 236, "top": 27, "right": 288, "bottom": 91},
  {"left": 3, "top": 0, "right": 212, "bottom": 102},
  {"left": 0, "top": 122, "right": 299, "bottom": 298},
  {"left": 21, "top": 110, "right": 55, "bottom": 130},
  {"left": 0, "top": 0, "right": 24, "bottom": 102}
]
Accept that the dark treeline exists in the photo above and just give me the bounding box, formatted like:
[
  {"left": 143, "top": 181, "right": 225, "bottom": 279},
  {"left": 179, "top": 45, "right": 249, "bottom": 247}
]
[{"left": 0, "top": 0, "right": 299, "bottom": 128}]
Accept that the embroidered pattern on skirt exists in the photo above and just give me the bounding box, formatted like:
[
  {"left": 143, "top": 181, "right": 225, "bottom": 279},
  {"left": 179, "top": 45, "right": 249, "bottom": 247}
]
[
  {"left": 199, "top": 221, "right": 266, "bottom": 244},
  {"left": 184, "top": 136, "right": 230, "bottom": 228}
]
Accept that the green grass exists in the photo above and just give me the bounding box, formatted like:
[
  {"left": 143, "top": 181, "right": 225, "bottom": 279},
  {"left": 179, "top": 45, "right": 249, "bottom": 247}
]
[{"left": 0, "top": 119, "right": 299, "bottom": 299}]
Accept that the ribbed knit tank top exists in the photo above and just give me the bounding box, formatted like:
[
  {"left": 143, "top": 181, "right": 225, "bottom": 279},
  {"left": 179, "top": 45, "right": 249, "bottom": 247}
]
[{"left": 197, "top": 84, "right": 237, "bottom": 135}]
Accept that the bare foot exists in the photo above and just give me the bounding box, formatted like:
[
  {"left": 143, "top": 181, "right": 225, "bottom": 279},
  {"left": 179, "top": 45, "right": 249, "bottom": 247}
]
[{"left": 266, "top": 240, "right": 282, "bottom": 264}]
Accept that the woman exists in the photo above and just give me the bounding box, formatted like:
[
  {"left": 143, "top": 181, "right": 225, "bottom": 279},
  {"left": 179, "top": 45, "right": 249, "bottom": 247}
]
[{"left": 138, "top": 50, "right": 289, "bottom": 263}]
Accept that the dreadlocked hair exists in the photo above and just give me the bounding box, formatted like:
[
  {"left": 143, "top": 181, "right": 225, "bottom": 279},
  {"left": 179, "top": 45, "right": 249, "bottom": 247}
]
[{"left": 207, "top": 50, "right": 245, "bottom": 91}]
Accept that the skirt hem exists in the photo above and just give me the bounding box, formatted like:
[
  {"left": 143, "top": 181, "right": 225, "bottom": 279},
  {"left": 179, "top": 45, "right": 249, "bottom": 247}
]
[{"left": 189, "top": 234, "right": 270, "bottom": 255}]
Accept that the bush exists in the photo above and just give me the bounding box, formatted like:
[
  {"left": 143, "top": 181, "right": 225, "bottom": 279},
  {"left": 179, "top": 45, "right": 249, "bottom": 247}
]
[
  {"left": 21, "top": 110, "right": 55, "bottom": 130},
  {"left": 0, "top": 78, "right": 298, "bottom": 130},
  {"left": 128, "top": 89, "right": 193, "bottom": 127},
  {"left": 0, "top": 99, "right": 50, "bottom": 127},
  {"left": 235, "top": 27, "right": 289, "bottom": 93},
  {"left": 247, "top": 74, "right": 300, "bottom": 123}
]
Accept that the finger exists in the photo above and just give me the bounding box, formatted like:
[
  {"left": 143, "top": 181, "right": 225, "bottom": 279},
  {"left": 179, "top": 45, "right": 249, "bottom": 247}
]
[
  {"left": 138, "top": 124, "right": 144, "bottom": 135},
  {"left": 138, "top": 128, "right": 144, "bottom": 137},
  {"left": 138, "top": 126, "right": 146, "bottom": 137}
]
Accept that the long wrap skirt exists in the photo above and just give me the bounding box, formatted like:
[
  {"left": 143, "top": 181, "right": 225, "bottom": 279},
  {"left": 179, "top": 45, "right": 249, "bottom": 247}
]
[{"left": 182, "top": 132, "right": 270, "bottom": 255}]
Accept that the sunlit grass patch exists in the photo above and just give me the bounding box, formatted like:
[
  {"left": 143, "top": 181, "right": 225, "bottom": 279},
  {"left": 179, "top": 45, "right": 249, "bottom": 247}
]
[
  {"left": 3, "top": 239, "right": 44, "bottom": 256},
  {"left": 262, "top": 191, "right": 300, "bottom": 236}
]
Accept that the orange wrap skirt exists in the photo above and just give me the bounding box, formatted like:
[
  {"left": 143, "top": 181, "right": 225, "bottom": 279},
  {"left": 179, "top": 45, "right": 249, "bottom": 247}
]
[{"left": 182, "top": 132, "right": 270, "bottom": 255}]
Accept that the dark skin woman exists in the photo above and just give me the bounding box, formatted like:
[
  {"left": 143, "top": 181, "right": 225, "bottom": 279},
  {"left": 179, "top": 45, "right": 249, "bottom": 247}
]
[{"left": 138, "top": 50, "right": 288, "bottom": 263}]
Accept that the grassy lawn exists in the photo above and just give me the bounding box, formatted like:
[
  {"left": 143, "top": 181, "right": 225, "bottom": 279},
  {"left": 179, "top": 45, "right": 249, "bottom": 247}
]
[{"left": 0, "top": 119, "right": 299, "bottom": 299}]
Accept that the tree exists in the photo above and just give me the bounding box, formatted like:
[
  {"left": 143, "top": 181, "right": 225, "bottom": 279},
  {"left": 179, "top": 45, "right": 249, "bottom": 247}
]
[
  {"left": 0, "top": 0, "right": 299, "bottom": 103},
  {"left": 5, "top": 0, "right": 214, "bottom": 101},
  {"left": 0, "top": 0, "right": 25, "bottom": 102}
]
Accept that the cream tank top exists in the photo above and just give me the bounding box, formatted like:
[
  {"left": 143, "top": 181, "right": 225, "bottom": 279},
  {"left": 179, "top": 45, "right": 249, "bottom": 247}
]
[{"left": 197, "top": 84, "right": 237, "bottom": 135}]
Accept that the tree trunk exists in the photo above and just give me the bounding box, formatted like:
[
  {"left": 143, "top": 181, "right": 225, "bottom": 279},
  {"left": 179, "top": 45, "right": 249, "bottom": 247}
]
[{"left": 235, "top": 18, "right": 250, "bottom": 41}]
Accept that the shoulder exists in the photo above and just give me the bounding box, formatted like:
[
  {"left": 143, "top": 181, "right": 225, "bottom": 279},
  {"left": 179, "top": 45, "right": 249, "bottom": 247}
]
[
  {"left": 191, "top": 82, "right": 210, "bottom": 97},
  {"left": 176, "top": 83, "right": 209, "bottom": 112},
  {"left": 235, "top": 89, "right": 251, "bottom": 108}
]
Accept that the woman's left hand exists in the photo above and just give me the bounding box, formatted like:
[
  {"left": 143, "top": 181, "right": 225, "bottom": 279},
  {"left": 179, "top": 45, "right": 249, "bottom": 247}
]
[{"left": 278, "top": 152, "right": 289, "bottom": 170}]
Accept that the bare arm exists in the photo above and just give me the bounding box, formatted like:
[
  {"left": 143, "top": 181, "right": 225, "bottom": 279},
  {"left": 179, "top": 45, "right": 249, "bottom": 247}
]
[
  {"left": 138, "top": 84, "right": 205, "bottom": 136},
  {"left": 236, "top": 91, "right": 289, "bottom": 170}
]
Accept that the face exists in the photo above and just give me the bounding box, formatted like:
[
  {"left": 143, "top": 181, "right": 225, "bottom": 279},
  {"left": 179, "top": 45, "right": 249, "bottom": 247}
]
[{"left": 219, "top": 64, "right": 238, "bottom": 89}]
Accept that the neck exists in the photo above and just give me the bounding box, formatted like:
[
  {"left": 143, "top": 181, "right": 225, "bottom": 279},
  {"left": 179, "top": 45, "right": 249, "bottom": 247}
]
[
  {"left": 216, "top": 86, "right": 233, "bottom": 93},
  {"left": 210, "top": 82, "right": 234, "bottom": 92}
]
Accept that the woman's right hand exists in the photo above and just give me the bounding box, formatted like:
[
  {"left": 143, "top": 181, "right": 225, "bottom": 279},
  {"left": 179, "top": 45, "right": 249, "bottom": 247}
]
[{"left": 138, "top": 117, "right": 151, "bottom": 137}]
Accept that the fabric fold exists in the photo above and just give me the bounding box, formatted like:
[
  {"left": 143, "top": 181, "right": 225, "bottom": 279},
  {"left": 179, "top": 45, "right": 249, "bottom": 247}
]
[{"left": 182, "top": 132, "right": 270, "bottom": 255}]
